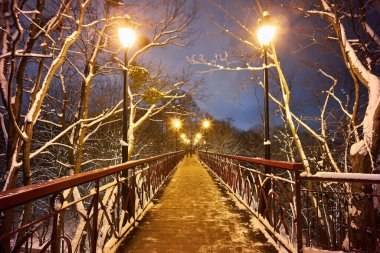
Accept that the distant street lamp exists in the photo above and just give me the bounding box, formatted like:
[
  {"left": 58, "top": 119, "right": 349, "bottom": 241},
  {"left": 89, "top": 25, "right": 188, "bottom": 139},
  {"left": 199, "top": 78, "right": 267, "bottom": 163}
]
[
  {"left": 195, "top": 133, "right": 202, "bottom": 150},
  {"left": 173, "top": 119, "right": 181, "bottom": 151},
  {"left": 194, "top": 138, "right": 199, "bottom": 150},
  {"left": 119, "top": 27, "right": 136, "bottom": 163},
  {"left": 202, "top": 120, "right": 210, "bottom": 153},
  {"left": 257, "top": 12, "right": 275, "bottom": 161}
]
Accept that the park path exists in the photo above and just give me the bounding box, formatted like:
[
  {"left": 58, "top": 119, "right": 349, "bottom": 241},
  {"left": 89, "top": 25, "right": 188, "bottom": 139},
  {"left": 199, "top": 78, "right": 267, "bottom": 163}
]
[{"left": 119, "top": 156, "right": 277, "bottom": 253}]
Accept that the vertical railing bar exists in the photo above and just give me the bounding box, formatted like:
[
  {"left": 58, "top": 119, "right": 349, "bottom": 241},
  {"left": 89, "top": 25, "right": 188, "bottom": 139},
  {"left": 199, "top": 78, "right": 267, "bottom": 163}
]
[
  {"left": 295, "top": 170, "right": 302, "bottom": 253},
  {"left": 347, "top": 187, "right": 351, "bottom": 252},
  {"left": 91, "top": 179, "right": 99, "bottom": 253},
  {"left": 116, "top": 172, "right": 121, "bottom": 235},
  {"left": 148, "top": 162, "right": 151, "bottom": 200},
  {"left": 132, "top": 167, "right": 136, "bottom": 226},
  {"left": 50, "top": 194, "right": 58, "bottom": 253},
  {"left": 306, "top": 189, "right": 311, "bottom": 247}
]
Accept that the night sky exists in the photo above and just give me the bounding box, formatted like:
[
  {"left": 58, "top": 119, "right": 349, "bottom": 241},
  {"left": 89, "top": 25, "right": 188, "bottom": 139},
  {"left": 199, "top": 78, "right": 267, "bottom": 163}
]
[{"left": 146, "top": 1, "right": 343, "bottom": 130}]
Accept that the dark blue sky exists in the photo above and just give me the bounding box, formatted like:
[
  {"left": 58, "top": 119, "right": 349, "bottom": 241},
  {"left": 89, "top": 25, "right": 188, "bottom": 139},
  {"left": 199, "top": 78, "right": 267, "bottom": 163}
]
[{"left": 146, "top": 1, "right": 336, "bottom": 130}]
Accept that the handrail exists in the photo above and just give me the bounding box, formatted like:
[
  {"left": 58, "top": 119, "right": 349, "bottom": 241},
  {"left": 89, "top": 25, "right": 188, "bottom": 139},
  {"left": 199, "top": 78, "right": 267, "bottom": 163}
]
[
  {"left": 0, "top": 151, "right": 185, "bottom": 253},
  {"left": 0, "top": 152, "right": 181, "bottom": 211},
  {"left": 198, "top": 151, "right": 302, "bottom": 252},
  {"left": 199, "top": 151, "right": 304, "bottom": 171},
  {"left": 198, "top": 151, "right": 380, "bottom": 253},
  {"left": 300, "top": 171, "right": 380, "bottom": 183}
]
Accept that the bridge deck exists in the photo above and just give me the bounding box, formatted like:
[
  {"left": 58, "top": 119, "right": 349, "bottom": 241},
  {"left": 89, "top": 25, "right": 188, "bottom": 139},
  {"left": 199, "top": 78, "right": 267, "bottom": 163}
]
[{"left": 119, "top": 156, "right": 276, "bottom": 253}]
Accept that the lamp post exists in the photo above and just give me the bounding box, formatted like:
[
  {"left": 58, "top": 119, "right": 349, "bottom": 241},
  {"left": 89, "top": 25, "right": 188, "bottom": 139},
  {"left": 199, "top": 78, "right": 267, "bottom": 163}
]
[
  {"left": 118, "top": 27, "right": 136, "bottom": 163},
  {"left": 173, "top": 119, "right": 181, "bottom": 151},
  {"left": 195, "top": 133, "right": 201, "bottom": 150},
  {"left": 257, "top": 12, "right": 275, "bottom": 161},
  {"left": 202, "top": 120, "right": 210, "bottom": 153}
]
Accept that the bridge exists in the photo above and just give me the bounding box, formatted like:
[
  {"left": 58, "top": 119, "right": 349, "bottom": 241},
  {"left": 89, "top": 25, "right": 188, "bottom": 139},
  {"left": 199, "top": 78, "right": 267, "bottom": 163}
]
[
  {"left": 119, "top": 156, "right": 276, "bottom": 253},
  {"left": 0, "top": 151, "right": 379, "bottom": 252}
]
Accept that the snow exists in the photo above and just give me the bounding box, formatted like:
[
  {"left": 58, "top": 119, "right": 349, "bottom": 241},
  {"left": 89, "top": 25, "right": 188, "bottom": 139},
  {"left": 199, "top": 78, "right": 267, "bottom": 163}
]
[
  {"left": 320, "top": 0, "right": 380, "bottom": 159},
  {"left": 350, "top": 140, "right": 367, "bottom": 156},
  {"left": 304, "top": 171, "right": 380, "bottom": 182},
  {"left": 336, "top": 15, "right": 380, "bottom": 155},
  {"left": 364, "top": 22, "right": 380, "bottom": 47},
  {"left": 26, "top": 102, "right": 37, "bottom": 123},
  {"left": 2, "top": 150, "right": 21, "bottom": 191}
]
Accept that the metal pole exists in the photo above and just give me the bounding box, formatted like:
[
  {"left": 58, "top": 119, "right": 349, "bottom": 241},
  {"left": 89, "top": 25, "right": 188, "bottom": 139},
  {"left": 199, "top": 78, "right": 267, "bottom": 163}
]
[
  {"left": 205, "top": 129, "right": 208, "bottom": 153},
  {"left": 259, "top": 45, "right": 271, "bottom": 217},
  {"left": 295, "top": 170, "right": 303, "bottom": 252},
  {"left": 122, "top": 49, "right": 129, "bottom": 163},
  {"left": 176, "top": 130, "right": 178, "bottom": 151},
  {"left": 121, "top": 48, "right": 130, "bottom": 226},
  {"left": 264, "top": 46, "right": 271, "bottom": 161}
]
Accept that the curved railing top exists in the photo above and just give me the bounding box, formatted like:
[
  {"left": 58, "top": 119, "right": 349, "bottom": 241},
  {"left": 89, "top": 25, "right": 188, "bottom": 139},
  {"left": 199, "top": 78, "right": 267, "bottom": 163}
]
[
  {"left": 198, "top": 151, "right": 304, "bottom": 171},
  {"left": 0, "top": 151, "right": 184, "bottom": 211}
]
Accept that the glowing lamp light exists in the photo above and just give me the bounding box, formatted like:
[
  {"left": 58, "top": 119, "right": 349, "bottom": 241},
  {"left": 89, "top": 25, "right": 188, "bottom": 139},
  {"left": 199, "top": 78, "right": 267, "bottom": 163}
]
[
  {"left": 173, "top": 119, "right": 181, "bottom": 129},
  {"left": 257, "top": 24, "right": 275, "bottom": 46},
  {"left": 196, "top": 133, "right": 202, "bottom": 139},
  {"left": 118, "top": 28, "right": 136, "bottom": 48},
  {"left": 203, "top": 120, "right": 210, "bottom": 129}
]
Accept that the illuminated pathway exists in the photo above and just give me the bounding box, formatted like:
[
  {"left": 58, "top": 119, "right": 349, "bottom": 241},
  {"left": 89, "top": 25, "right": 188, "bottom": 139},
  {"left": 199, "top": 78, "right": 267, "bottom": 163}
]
[{"left": 119, "top": 156, "right": 277, "bottom": 253}]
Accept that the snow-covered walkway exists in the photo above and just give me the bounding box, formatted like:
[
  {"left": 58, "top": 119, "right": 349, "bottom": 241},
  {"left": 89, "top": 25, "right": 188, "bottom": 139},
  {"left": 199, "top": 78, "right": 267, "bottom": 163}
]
[{"left": 119, "top": 156, "right": 277, "bottom": 253}]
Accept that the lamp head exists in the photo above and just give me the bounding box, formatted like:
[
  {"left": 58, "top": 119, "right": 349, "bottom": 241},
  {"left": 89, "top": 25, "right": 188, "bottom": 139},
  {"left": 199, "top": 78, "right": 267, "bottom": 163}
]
[
  {"left": 257, "top": 13, "right": 275, "bottom": 46},
  {"left": 203, "top": 120, "right": 210, "bottom": 129},
  {"left": 173, "top": 119, "right": 181, "bottom": 129},
  {"left": 118, "top": 27, "right": 136, "bottom": 48}
]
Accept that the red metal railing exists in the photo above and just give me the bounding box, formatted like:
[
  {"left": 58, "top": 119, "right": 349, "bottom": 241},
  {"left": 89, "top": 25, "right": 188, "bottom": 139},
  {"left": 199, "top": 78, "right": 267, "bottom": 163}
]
[
  {"left": 0, "top": 151, "right": 184, "bottom": 253},
  {"left": 300, "top": 172, "right": 380, "bottom": 252},
  {"left": 198, "top": 151, "right": 380, "bottom": 253},
  {"left": 198, "top": 151, "right": 303, "bottom": 252}
]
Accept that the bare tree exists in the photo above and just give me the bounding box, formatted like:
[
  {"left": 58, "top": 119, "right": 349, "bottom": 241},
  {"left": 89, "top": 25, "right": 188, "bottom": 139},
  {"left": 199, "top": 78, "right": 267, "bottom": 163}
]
[{"left": 0, "top": 0, "right": 198, "bottom": 251}]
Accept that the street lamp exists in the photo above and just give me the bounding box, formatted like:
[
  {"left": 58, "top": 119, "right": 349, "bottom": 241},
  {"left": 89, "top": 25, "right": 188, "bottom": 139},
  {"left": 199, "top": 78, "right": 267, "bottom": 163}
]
[
  {"left": 119, "top": 27, "right": 136, "bottom": 163},
  {"left": 202, "top": 120, "right": 210, "bottom": 153},
  {"left": 257, "top": 11, "right": 275, "bottom": 161},
  {"left": 173, "top": 119, "right": 181, "bottom": 151},
  {"left": 195, "top": 133, "right": 202, "bottom": 150}
]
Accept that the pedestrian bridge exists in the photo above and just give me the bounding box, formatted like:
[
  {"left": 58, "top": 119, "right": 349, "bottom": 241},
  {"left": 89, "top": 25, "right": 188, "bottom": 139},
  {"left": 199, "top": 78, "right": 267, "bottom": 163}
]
[
  {"left": 119, "top": 156, "right": 275, "bottom": 253},
  {"left": 0, "top": 151, "right": 379, "bottom": 253}
]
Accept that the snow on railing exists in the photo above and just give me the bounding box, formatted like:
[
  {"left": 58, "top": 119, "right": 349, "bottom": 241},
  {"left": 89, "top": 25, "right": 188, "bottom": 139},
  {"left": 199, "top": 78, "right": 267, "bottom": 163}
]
[
  {"left": 300, "top": 172, "right": 380, "bottom": 252},
  {"left": 198, "top": 151, "right": 380, "bottom": 253},
  {"left": 0, "top": 151, "right": 184, "bottom": 253},
  {"left": 198, "top": 151, "right": 303, "bottom": 253}
]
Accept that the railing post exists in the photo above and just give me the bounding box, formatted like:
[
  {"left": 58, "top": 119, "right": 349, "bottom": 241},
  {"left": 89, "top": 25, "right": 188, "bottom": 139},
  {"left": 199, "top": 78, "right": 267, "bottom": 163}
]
[
  {"left": 50, "top": 194, "right": 59, "bottom": 253},
  {"left": 131, "top": 168, "right": 136, "bottom": 223},
  {"left": 91, "top": 179, "right": 99, "bottom": 253},
  {"left": 148, "top": 162, "right": 152, "bottom": 199},
  {"left": 295, "top": 170, "right": 302, "bottom": 253}
]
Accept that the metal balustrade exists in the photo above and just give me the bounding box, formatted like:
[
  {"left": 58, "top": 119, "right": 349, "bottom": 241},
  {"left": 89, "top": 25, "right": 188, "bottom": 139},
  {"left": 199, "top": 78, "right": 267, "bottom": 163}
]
[
  {"left": 0, "top": 151, "right": 184, "bottom": 253},
  {"left": 198, "top": 151, "right": 380, "bottom": 253},
  {"left": 2, "top": 150, "right": 380, "bottom": 253},
  {"left": 300, "top": 173, "right": 380, "bottom": 252},
  {"left": 198, "top": 151, "right": 303, "bottom": 252}
]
